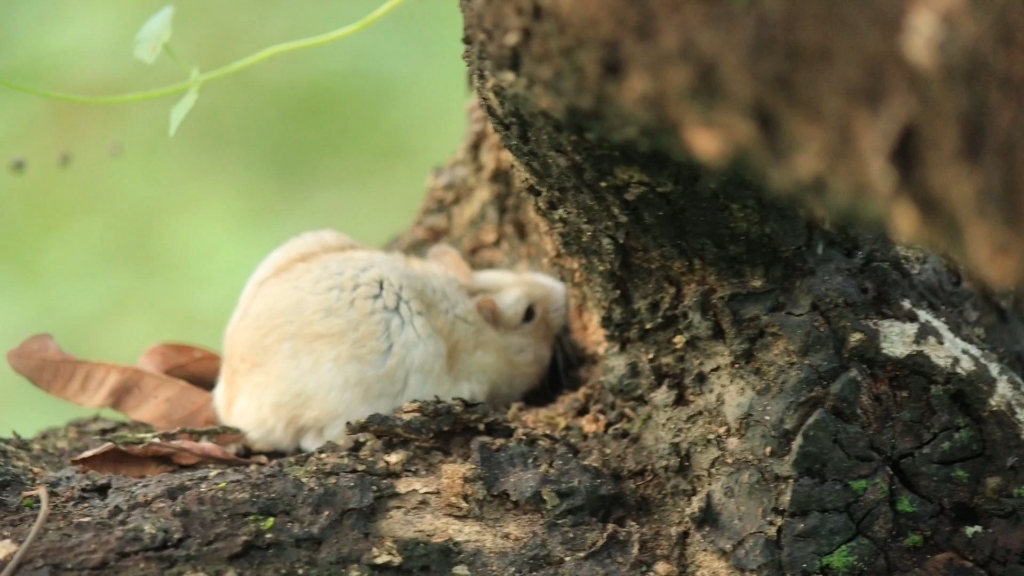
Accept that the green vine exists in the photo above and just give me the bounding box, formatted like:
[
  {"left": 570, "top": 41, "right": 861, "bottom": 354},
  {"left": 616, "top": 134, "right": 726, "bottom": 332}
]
[{"left": 0, "top": 0, "right": 408, "bottom": 135}]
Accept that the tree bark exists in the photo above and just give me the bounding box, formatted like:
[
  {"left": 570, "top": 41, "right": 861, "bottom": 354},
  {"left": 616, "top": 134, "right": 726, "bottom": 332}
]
[
  {"left": 457, "top": 0, "right": 1024, "bottom": 291},
  {"left": 5, "top": 2, "right": 1024, "bottom": 575}
]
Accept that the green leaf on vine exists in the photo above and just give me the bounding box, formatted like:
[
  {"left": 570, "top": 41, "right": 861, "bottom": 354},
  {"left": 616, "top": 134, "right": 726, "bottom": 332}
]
[
  {"left": 134, "top": 5, "right": 176, "bottom": 65},
  {"left": 169, "top": 67, "right": 200, "bottom": 136}
]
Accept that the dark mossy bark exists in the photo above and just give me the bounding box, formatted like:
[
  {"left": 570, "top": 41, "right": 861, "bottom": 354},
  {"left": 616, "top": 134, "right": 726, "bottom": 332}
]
[
  {"left": 6, "top": 2, "right": 1024, "bottom": 575},
  {"left": 458, "top": 0, "right": 1024, "bottom": 289}
]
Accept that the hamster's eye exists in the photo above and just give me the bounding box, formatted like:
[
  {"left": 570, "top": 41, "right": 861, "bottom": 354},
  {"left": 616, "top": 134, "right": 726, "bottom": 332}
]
[{"left": 522, "top": 304, "right": 536, "bottom": 324}]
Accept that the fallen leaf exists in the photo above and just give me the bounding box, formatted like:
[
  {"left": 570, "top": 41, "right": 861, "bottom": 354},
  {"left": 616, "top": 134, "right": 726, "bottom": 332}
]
[
  {"left": 71, "top": 439, "right": 260, "bottom": 478},
  {"left": 70, "top": 443, "right": 177, "bottom": 477},
  {"left": 7, "top": 334, "right": 218, "bottom": 430},
  {"left": 136, "top": 343, "right": 221, "bottom": 391},
  {"left": 154, "top": 439, "right": 252, "bottom": 466}
]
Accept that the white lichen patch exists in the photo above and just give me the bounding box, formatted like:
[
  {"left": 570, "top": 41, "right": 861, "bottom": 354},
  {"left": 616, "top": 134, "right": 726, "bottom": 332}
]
[
  {"left": 964, "top": 525, "right": 984, "bottom": 538},
  {"left": 870, "top": 300, "right": 1024, "bottom": 436},
  {"left": 379, "top": 472, "right": 542, "bottom": 553}
]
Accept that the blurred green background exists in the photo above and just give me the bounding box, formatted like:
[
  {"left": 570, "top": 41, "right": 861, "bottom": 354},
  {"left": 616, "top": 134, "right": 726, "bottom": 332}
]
[{"left": 0, "top": 1, "right": 468, "bottom": 436}]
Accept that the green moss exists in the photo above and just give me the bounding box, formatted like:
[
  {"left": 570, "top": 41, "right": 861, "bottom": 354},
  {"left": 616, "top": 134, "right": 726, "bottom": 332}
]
[
  {"left": 107, "top": 431, "right": 160, "bottom": 445},
  {"left": 902, "top": 534, "right": 924, "bottom": 548},
  {"left": 952, "top": 468, "right": 969, "bottom": 483},
  {"left": 1012, "top": 487, "right": 1024, "bottom": 498},
  {"left": 874, "top": 479, "right": 889, "bottom": 496},
  {"left": 896, "top": 496, "right": 916, "bottom": 513},
  {"left": 21, "top": 497, "right": 35, "bottom": 509},
  {"left": 248, "top": 514, "right": 275, "bottom": 530},
  {"left": 285, "top": 465, "right": 310, "bottom": 479},
  {"left": 941, "top": 442, "right": 952, "bottom": 452},
  {"left": 848, "top": 479, "right": 869, "bottom": 495},
  {"left": 216, "top": 482, "right": 228, "bottom": 490},
  {"left": 819, "top": 544, "right": 858, "bottom": 574},
  {"left": 848, "top": 478, "right": 889, "bottom": 497}
]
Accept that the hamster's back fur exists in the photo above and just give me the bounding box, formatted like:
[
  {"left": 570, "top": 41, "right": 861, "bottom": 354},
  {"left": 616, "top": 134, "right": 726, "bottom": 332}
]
[{"left": 213, "top": 231, "right": 481, "bottom": 452}]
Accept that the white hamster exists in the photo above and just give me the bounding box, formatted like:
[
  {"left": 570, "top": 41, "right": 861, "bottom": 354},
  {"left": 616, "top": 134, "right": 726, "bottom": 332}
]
[{"left": 212, "top": 229, "right": 568, "bottom": 452}]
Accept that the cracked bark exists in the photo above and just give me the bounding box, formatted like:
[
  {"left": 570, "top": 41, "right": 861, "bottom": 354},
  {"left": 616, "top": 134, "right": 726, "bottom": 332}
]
[{"left": 5, "top": 1, "right": 1024, "bottom": 575}]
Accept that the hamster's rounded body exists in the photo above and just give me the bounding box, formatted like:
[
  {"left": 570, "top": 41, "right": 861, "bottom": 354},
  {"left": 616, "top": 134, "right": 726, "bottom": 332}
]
[{"left": 213, "top": 230, "right": 567, "bottom": 452}]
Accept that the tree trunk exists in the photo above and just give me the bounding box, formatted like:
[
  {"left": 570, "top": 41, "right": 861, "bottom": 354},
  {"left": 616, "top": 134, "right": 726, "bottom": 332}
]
[
  {"left": 455, "top": 0, "right": 1024, "bottom": 291},
  {"left": 5, "top": 1, "right": 1024, "bottom": 575}
]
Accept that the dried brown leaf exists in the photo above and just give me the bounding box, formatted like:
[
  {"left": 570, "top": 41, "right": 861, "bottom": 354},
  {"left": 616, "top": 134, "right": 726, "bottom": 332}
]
[
  {"left": 136, "top": 343, "right": 221, "bottom": 391},
  {"left": 152, "top": 439, "right": 252, "bottom": 466},
  {"left": 70, "top": 439, "right": 259, "bottom": 478},
  {"left": 7, "top": 334, "right": 218, "bottom": 430},
  {"left": 70, "top": 443, "right": 178, "bottom": 477}
]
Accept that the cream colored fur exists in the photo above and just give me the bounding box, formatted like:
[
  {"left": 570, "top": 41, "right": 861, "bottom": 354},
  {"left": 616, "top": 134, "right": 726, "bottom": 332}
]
[{"left": 212, "top": 229, "right": 567, "bottom": 452}]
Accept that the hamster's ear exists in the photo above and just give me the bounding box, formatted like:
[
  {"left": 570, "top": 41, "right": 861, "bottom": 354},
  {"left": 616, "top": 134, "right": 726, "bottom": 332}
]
[
  {"left": 476, "top": 296, "right": 502, "bottom": 328},
  {"left": 427, "top": 243, "right": 473, "bottom": 284}
]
